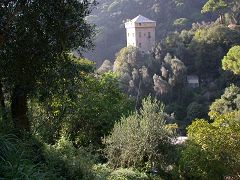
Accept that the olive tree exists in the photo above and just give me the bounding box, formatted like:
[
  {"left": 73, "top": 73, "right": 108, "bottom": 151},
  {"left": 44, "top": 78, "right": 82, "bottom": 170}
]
[{"left": 104, "top": 97, "right": 177, "bottom": 172}]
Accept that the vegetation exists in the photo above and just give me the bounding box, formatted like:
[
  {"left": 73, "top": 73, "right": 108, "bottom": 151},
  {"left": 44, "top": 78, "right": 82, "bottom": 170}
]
[
  {"left": 0, "top": 0, "right": 96, "bottom": 133},
  {"left": 0, "top": 134, "right": 48, "bottom": 179},
  {"left": 202, "top": 0, "right": 240, "bottom": 24},
  {"left": 179, "top": 111, "right": 240, "bottom": 179},
  {"left": 209, "top": 84, "right": 240, "bottom": 118},
  {"left": 85, "top": 0, "right": 212, "bottom": 64},
  {"left": 1, "top": 0, "right": 240, "bottom": 179},
  {"left": 104, "top": 97, "right": 177, "bottom": 172},
  {"left": 222, "top": 45, "right": 240, "bottom": 74}
]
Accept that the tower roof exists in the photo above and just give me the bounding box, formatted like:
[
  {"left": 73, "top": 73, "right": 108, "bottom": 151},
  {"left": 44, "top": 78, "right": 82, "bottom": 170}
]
[{"left": 131, "top": 15, "right": 156, "bottom": 23}]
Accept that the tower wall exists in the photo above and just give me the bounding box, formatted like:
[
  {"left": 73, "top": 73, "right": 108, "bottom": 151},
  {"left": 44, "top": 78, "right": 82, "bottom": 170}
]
[
  {"left": 135, "top": 27, "right": 155, "bottom": 52},
  {"left": 126, "top": 27, "right": 137, "bottom": 47},
  {"left": 125, "top": 19, "right": 156, "bottom": 52}
]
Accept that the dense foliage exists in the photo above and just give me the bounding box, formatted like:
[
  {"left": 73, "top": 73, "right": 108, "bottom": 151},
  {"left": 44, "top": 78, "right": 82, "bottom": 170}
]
[
  {"left": 104, "top": 97, "right": 177, "bottom": 172},
  {"left": 0, "top": 0, "right": 96, "bottom": 132},
  {"left": 222, "top": 45, "right": 240, "bottom": 74},
  {"left": 209, "top": 84, "right": 240, "bottom": 118},
  {"left": 1, "top": 0, "right": 240, "bottom": 179},
  {"left": 0, "top": 134, "right": 48, "bottom": 179},
  {"left": 179, "top": 111, "right": 240, "bottom": 179}
]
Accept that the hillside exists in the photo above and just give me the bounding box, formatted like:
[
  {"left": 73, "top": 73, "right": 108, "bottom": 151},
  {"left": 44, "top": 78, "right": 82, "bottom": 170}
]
[
  {"left": 85, "top": 0, "right": 212, "bottom": 65},
  {"left": 1, "top": 0, "right": 240, "bottom": 179}
]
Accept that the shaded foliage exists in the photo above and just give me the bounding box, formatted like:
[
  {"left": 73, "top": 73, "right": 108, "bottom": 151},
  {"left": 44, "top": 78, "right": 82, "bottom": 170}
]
[
  {"left": 0, "top": 0, "right": 96, "bottom": 132},
  {"left": 30, "top": 72, "right": 134, "bottom": 147}
]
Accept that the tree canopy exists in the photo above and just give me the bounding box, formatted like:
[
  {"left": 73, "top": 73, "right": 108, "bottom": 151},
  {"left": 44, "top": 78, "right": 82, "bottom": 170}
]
[
  {"left": 180, "top": 111, "right": 240, "bottom": 179},
  {"left": 222, "top": 45, "right": 240, "bottom": 74},
  {"left": 202, "top": 0, "right": 228, "bottom": 14},
  {"left": 104, "top": 97, "right": 177, "bottom": 171},
  {"left": 0, "top": 0, "right": 96, "bottom": 132}
]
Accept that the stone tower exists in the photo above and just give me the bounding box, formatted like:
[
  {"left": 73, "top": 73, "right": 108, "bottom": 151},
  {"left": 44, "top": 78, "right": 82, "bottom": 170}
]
[{"left": 125, "top": 15, "right": 156, "bottom": 52}]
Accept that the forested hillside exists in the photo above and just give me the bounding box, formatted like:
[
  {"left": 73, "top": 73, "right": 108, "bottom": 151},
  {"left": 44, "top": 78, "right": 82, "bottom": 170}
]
[
  {"left": 1, "top": 0, "right": 240, "bottom": 179},
  {"left": 85, "top": 0, "right": 212, "bottom": 64},
  {"left": 93, "top": 0, "right": 240, "bottom": 131}
]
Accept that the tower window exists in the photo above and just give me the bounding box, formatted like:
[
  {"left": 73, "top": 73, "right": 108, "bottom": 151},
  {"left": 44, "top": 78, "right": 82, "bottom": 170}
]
[
  {"left": 139, "top": 32, "right": 141, "bottom": 38},
  {"left": 139, "top": 43, "right": 142, "bottom": 47},
  {"left": 139, "top": 23, "right": 142, "bottom": 26},
  {"left": 148, "top": 32, "right": 151, "bottom": 38}
]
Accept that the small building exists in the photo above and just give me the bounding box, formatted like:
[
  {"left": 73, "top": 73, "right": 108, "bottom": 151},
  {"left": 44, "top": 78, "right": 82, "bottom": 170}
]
[
  {"left": 187, "top": 75, "right": 199, "bottom": 88},
  {"left": 125, "top": 15, "right": 156, "bottom": 52}
]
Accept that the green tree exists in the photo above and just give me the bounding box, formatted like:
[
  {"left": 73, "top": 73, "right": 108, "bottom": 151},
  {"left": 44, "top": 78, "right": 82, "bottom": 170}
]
[
  {"left": 31, "top": 72, "right": 134, "bottom": 146},
  {"left": 179, "top": 111, "right": 240, "bottom": 179},
  {"left": 104, "top": 97, "right": 177, "bottom": 172},
  {"left": 113, "top": 46, "right": 155, "bottom": 98},
  {"left": 173, "top": 18, "right": 191, "bottom": 30},
  {"left": 190, "top": 24, "right": 240, "bottom": 77},
  {"left": 222, "top": 45, "right": 240, "bottom": 74},
  {"left": 209, "top": 84, "right": 240, "bottom": 119},
  {"left": 0, "top": 0, "right": 96, "bottom": 132},
  {"left": 113, "top": 47, "right": 186, "bottom": 103},
  {"left": 63, "top": 72, "right": 134, "bottom": 146}
]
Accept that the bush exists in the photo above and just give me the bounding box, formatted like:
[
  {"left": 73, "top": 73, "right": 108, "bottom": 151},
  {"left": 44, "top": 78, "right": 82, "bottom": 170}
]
[
  {"left": 104, "top": 97, "right": 177, "bottom": 172},
  {"left": 43, "top": 136, "right": 96, "bottom": 180},
  {"left": 92, "top": 164, "right": 149, "bottom": 180},
  {"left": 109, "top": 168, "right": 149, "bottom": 180}
]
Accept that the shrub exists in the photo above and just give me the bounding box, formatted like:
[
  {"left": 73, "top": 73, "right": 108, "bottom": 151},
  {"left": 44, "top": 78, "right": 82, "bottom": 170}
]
[
  {"left": 209, "top": 84, "right": 240, "bottom": 119},
  {"left": 109, "top": 168, "right": 149, "bottom": 180},
  {"left": 43, "top": 136, "right": 96, "bottom": 180},
  {"left": 92, "top": 164, "right": 149, "bottom": 180},
  {"left": 104, "top": 97, "right": 177, "bottom": 172}
]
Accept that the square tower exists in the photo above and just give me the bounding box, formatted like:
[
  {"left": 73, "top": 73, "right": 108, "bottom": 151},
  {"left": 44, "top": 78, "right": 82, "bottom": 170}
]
[{"left": 125, "top": 15, "right": 156, "bottom": 52}]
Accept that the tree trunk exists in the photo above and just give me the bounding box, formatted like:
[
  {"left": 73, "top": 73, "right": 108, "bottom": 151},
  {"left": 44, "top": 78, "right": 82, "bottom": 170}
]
[
  {"left": 0, "top": 82, "right": 7, "bottom": 122},
  {"left": 11, "top": 85, "right": 30, "bottom": 132}
]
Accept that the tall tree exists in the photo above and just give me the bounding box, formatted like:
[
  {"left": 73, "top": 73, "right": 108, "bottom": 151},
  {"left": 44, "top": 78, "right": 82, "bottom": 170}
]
[{"left": 0, "top": 0, "right": 96, "bottom": 132}]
